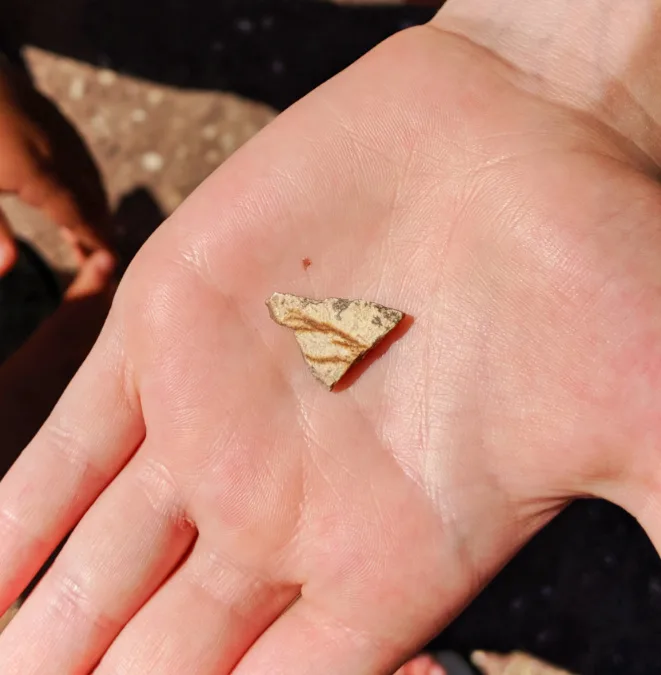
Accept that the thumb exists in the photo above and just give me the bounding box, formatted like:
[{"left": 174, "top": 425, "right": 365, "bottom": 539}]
[{"left": 0, "top": 206, "right": 18, "bottom": 275}]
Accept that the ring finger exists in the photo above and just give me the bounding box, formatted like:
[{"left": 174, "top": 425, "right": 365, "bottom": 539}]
[
  {"left": 95, "top": 537, "right": 299, "bottom": 674},
  {"left": 0, "top": 446, "right": 196, "bottom": 674}
]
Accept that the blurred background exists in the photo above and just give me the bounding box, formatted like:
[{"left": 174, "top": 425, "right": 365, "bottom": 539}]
[{"left": 2, "top": 1, "right": 661, "bottom": 673}]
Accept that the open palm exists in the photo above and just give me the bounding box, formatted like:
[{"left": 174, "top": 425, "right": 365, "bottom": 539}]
[{"left": 1, "top": 18, "right": 661, "bottom": 674}]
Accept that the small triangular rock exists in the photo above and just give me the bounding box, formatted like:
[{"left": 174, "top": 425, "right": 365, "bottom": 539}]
[{"left": 267, "top": 292, "right": 404, "bottom": 390}]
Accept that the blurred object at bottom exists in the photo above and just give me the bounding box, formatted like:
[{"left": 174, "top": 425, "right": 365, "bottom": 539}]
[{"left": 473, "top": 651, "right": 576, "bottom": 675}]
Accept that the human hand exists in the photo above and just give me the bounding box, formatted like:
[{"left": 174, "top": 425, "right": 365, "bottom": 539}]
[
  {"left": 1, "top": 1, "right": 660, "bottom": 672},
  {"left": 0, "top": 61, "right": 110, "bottom": 274}
]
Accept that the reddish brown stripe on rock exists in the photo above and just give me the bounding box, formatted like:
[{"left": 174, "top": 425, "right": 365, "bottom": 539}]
[{"left": 266, "top": 292, "right": 404, "bottom": 390}]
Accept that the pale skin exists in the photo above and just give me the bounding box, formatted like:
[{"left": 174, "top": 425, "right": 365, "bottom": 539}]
[{"left": 1, "top": 0, "right": 661, "bottom": 672}]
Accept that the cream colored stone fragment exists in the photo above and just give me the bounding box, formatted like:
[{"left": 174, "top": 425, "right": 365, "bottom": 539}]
[
  {"left": 266, "top": 292, "right": 404, "bottom": 390},
  {"left": 472, "top": 651, "right": 576, "bottom": 675}
]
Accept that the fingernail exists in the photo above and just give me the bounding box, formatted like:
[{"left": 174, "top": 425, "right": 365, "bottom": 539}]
[
  {"left": 430, "top": 665, "right": 447, "bottom": 675},
  {"left": 94, "top": 250, "right": 116, "bottom": 273}
]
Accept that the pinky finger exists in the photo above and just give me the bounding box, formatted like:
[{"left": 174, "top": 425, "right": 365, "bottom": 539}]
[{"left": 0, "top": 321, "right": 144, "bottom": 615}]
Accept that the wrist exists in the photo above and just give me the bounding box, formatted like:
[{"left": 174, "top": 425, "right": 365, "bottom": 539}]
[{"left": 432, "top": 0, "right": 661, "bottom": 166}]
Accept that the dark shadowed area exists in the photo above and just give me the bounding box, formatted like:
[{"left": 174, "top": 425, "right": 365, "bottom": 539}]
[{"left": 10, "top": 0, "right": 436, "bottom": 109}]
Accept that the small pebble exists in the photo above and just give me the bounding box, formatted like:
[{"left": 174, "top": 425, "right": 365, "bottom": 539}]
[
  {"left": 90, "top": 114, "right": 110, "bottom": 137},
  {"left": 142, "top": 152, "right": 165, "bottom": 173},
  {"left": 147, "top": 90, "right": 165, "bottom": 105},
  {"left": 130, "top": 109, "right": 148, "bottom": 123},
  {"left": 69, "top": 77, "right": 85, "bottom": 100},
  {"left": 202, "top": 125, "right": 218, "bottom": 140},
  {"left": 98, "top": 69, "right": 117, "bottom": 86}
]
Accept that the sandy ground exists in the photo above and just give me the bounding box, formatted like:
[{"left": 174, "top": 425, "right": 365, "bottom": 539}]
[{"left": 8, "top": 47, "right": 275, "bottom": 276}]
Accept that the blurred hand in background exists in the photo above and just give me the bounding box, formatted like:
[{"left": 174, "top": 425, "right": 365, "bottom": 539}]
[{"left": 0, "top": 59, "right": 111, "bottom": 274}]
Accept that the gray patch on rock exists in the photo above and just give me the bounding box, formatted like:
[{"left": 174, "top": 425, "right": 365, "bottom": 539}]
[{"left": 332, "top": 298, "right": 352, "bottom": 320}]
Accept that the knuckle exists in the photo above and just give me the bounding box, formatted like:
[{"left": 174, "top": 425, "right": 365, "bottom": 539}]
[
  {"left": 40, "top": 417, "right": 103, "bottom": 484},
  {"left": 46, "top": 567, "right": 118, "bottom": 633},
  {"left": 134, "top": 458, "right": 192, "bottom": 531},
  {"left": 183, "top": 545, "right": 278, "bottom": 616},
  {"left": 0, "top": 506, "right": 23, "bottom": 543}
]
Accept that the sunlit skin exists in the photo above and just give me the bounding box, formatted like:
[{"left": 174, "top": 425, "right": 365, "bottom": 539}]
[{"left": 0, "top": 1, "right": 660, "bottom": 673}]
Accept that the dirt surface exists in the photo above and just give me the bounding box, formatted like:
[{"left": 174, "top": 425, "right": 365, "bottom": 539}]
[{"left": 26, "top": 48, "right": 276, "bottom": 217}]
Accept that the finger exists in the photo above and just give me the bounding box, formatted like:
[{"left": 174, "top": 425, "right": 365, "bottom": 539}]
[
  {"left": 96, "top": 538, "right": 298, "bottom": 674},
  {"left": 64, "top": 249, "right": 116, "bottom": 300},
  {"left": 0, "top": 450, "right": 196, "bottom": 674},
  {"left": 20, "top": 170, "right": 110, "bottom": 254},
  {"left": 231, "top": 596, "right": 439, "bottom": 675},
  {"left": 0, "top": 322, "right": 144, "bottom": 616},
  {"left": 231, "top": 598, "right": 391, "bottom": 674},
  {"left": 0, "top": 207, "right": 18, "bottom": 275}
]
